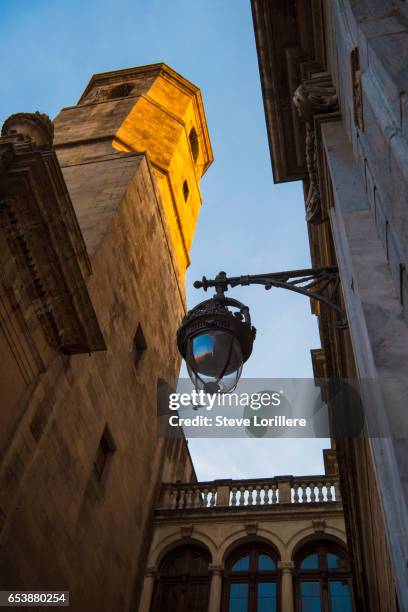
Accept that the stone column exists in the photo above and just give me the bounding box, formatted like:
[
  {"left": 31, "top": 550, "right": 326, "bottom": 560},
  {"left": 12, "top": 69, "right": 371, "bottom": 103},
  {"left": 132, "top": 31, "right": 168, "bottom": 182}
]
[
  {"left": 208, "top": 564, "right": 224, "bottom": 612},
  {"left": 138, "top": 566, "right": 156, "bottom": 612},
  {"left": 278, "top": 561, "right": 295, "bottom": 612}
]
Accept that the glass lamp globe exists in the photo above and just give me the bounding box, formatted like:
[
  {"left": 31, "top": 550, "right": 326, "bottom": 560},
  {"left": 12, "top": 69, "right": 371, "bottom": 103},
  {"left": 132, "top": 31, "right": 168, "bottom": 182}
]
[
  {"left": 177, "top": 293, "right": 256, "bottom": 395},
  {"left": 185, "top": 330, "right": 244, "bottom": 393}
]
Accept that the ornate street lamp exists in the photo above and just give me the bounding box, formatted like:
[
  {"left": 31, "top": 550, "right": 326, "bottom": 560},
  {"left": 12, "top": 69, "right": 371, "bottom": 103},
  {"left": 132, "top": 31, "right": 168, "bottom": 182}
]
[
  {"left": 177, "top": 269, "right": 346, "bottom": 393},
  {"left": 177, "top": 273, "right": 256, "bottom": 393}
]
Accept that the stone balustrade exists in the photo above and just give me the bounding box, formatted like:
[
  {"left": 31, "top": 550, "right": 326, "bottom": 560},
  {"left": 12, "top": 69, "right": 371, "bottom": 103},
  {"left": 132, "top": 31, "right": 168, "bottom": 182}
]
[{"left": 158, "top": 475, "right": 341, "bottom": 510}]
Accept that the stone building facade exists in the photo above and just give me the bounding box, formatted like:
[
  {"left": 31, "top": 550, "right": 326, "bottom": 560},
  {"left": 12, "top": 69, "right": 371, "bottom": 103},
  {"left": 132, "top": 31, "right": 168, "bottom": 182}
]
[
  {"left": 252, "top": 1, "right": 408, "bottom": 610},
  {"left": 139, "top": 450, "right": 352, "bottom": 612},
  {"left": 0, "top": 63, "right": 212, "bottom": 611},
  {"left": 0, "top": 60, "right": 356, "bottom": 612}
]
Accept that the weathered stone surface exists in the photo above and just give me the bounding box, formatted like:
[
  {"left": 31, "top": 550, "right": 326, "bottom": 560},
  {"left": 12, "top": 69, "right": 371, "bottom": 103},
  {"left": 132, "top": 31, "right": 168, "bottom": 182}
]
[
  {"left": 252, "top": 0, "right": 408, "bottom": 608},
  {"left": 0, "top": 64, "right": 211, "bottom": 612},
  {"left": 54, "top": 63, "right": 213, "bottom": 278}
]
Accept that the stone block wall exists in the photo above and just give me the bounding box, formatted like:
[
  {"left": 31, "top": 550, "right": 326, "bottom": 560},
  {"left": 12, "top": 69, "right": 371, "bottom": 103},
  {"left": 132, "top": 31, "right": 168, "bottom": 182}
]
[
  {"left": 0, "top": 153, "right": 195, "bottom": 611},
  {"left": 327, "top": 0, "right": 408, "bottom": 311}
]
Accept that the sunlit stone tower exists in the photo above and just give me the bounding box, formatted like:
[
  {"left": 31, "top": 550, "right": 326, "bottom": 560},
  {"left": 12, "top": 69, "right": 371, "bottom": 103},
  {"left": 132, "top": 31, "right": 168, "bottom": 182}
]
[{"left": 0, "top": 63, "right": 212, "bottom": 611}]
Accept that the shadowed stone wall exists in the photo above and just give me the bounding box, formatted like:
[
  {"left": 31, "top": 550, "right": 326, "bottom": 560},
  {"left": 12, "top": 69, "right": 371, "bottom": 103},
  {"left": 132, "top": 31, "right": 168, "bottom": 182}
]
[{"left": 0, "top": 64, "right": 212, "bottom": 611}]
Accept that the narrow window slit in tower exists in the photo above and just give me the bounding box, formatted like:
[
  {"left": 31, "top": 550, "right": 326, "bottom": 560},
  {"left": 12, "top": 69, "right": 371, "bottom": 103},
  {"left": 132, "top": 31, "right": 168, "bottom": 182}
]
[
  {"left": 183, "top": 180, "right": 189, "bottom": 201},
  {"left": 189, "top": 127, "right": 199, "bottom": 162},
  {"left": 94, "top": 425, "right": 115, "bottom": 482},
  {"left": 132, "top": 323, "right": 147, "bottom": 370}
]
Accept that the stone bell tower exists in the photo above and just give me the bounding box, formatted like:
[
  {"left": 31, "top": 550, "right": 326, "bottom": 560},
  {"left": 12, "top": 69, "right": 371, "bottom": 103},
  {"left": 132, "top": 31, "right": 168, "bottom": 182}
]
[
  {"left": 0, "top": 65, "right": 212, "bottom": 612},
  {"left": 53, "top": 63, "right": 213, "bottom": 280}
]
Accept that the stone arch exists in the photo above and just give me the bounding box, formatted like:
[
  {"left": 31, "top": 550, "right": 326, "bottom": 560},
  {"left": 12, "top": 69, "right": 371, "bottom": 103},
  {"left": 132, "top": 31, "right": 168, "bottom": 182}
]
[
  {"left": 148, "top": 529, "right": 217, "bottom": 568},
  {"left": 287, "top": 528, "right": 347, "bottom": 562},
  {"left": 217, "top": 526, "right": 285, "bottom": 566}
]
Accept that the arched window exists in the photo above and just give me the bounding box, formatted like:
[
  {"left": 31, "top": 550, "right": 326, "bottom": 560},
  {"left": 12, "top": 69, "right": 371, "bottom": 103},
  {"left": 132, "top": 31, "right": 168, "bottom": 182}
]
[
  {"left": 151, "top": 545, "right": 211, "bottom": 612},
  {"left": 189, "top": 127, "right": 199, "bottom": 162},
  {"left": 222, "top": 543, "right": 279, "bottom": 611},
  {"left": 295, "top": 541, "right": 353, "bottom": 611}
]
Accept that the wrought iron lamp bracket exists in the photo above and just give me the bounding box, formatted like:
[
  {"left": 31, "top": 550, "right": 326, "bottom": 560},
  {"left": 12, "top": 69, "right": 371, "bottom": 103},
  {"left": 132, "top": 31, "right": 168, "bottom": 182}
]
[{"left": 193, "top": 268, "right": 348, "bottom": 329}]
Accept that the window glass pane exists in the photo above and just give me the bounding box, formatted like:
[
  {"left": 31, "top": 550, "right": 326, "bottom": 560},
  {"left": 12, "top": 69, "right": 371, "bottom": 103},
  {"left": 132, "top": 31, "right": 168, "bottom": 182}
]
[
  {"left": 258, "top": 554, "right": 276, "bottom": 571},
  {"left": 229, "top": 583, "right": 248, "bottom": 612},
  {"left": 257, "top": 582, "right": 277, "bottom": 612},
  {"left": 300, "top": 554, "right": 319, "bottom": 570},
  {"left": 231, "top": 555, "right": 250, "bottom": 572},
  {"left": 329, "top": 581, "right": 352, "bottom": 612},
  {"left": 300, "top": 581, "right": 321, "bottom": 612},
  {"left": 327, "top": 553, "right": 346, "bottom": 570}
]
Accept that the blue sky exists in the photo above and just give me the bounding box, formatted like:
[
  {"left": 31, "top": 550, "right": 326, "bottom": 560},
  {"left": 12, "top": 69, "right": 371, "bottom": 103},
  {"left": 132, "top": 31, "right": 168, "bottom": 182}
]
[{"left": 0, "top": 0, "right": 328, "bottom": 478}]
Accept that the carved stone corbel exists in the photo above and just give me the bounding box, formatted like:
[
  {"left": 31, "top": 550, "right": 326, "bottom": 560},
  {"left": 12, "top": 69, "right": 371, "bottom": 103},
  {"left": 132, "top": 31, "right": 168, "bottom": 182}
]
[{"left": 293, "top": 77, "right": 338, "bottom": 224}]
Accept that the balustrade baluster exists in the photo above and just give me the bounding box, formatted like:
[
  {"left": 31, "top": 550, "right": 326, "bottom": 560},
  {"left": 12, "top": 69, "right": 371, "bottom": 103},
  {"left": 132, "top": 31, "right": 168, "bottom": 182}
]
[
  {"left": 185, "top": 489, "right": 193, "bottom": 508},
  {"left": 178, "top": 489, "right": 185, "bottom": 509},
  {"left": 170, "top": 489, "right": 177, "bottom": 509},
  {"left": 239, "top": 486, "right": 246, "bottom": 506},
  {"left": 231, "top": 487, "right": 238, "bottom": 506},
  {"left": 316, "top": 482, "right": 323, "bottom": 502},
  {"left": 293, "top": 484, "right": 299, "bottom": 503},
  {"left": 193, "top": 488, "right": 202, "bottom": 508},
  {"left": 210, "top": 487, "right": 217, "bottom": 507},
  {"left": 271, "top": 483, "right": 278, "bottom": 504},
  {"left": 310, "top": 483, "right": 316, "bottom": 503},
  {"left": 326, "top": 483, "right": 333, "bottom": 502},
  {"left": 255, "top": 485, "right": 262, "bottom": 506},
  {"left": 203, "top": 488, "right": 209, "bottom": 507},
  {"left": 263, "top": 485, "right": 269, "bottom": 504},
  {"left": 248, "top": 485, "right": 254, "bottom": 505}
]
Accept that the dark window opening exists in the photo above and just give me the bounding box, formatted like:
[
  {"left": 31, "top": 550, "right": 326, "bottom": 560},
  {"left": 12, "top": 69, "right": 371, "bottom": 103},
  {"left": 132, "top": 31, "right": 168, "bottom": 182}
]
[
  {"left": 107, "top": 82, "right": 134, "bottom": 99},
  {"left": 94, "top": 425, "right": 115, "bottom": 482},
  {"left": 189, "top": 127, "right": 199, "bottom": 162},
  {"left": 132, "top": 323, "right": 147, "bottom": 370},
  {"left": 151, "top": 545, "right": 211, "bottom": 612},
  {"left": 183, "top": 180, "right": 189, "bottom": 201}
]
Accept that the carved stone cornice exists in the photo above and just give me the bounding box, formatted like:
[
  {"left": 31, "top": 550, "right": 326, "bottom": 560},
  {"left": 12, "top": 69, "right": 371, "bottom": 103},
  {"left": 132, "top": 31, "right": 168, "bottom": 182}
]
[
  {"left": 293, "top": 76, "right": 339, "bottom": 224},
  {"left": 251, "top": 0, "right": 327, "bottom": 182},
  {"left": 0, "top": 114, "right": 106, "bottom": 354}
]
